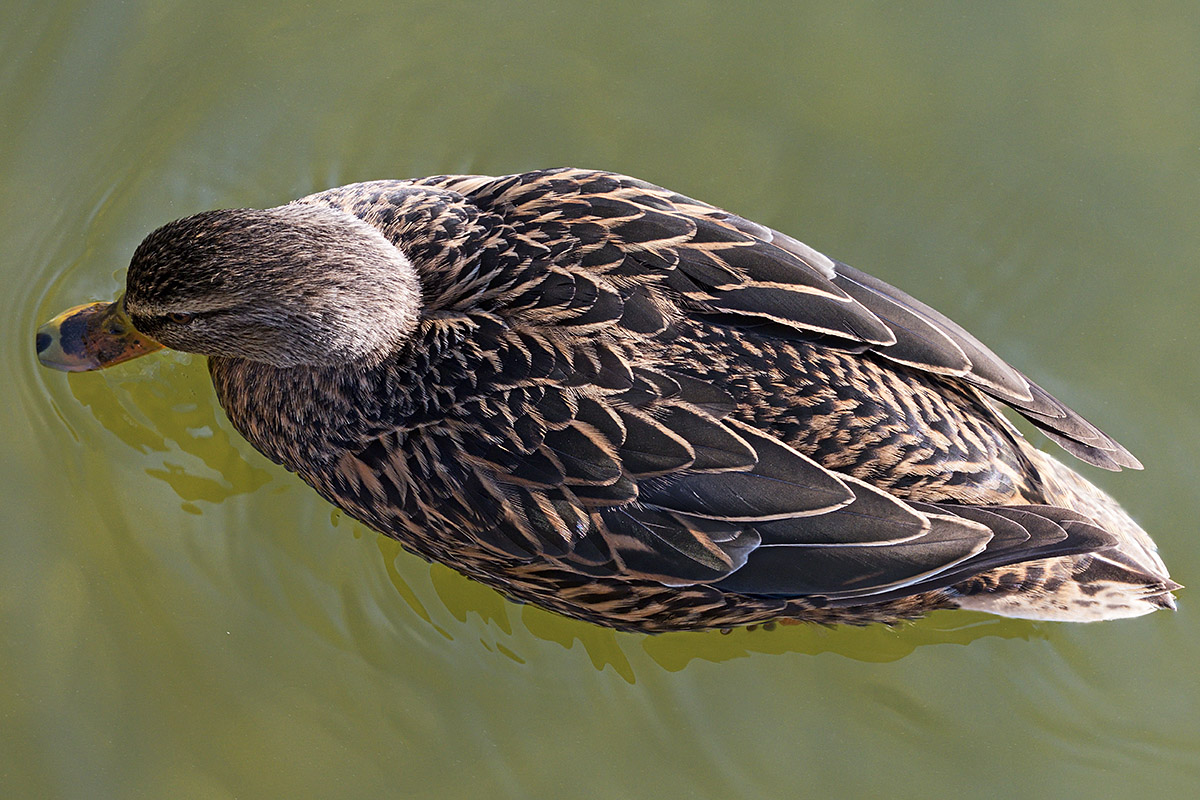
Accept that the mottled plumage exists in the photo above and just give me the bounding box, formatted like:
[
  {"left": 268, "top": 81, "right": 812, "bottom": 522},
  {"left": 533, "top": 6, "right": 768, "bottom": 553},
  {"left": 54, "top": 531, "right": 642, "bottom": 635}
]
[{"left": 38, "top": 168, "right": 1177, "bottom": 631}]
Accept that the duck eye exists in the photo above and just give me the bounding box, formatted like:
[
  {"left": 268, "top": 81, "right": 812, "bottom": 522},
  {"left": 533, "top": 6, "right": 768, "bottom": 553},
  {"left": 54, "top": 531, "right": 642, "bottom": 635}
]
[{"left": 167, "top": 312, "right": 197, "bottom": 324}]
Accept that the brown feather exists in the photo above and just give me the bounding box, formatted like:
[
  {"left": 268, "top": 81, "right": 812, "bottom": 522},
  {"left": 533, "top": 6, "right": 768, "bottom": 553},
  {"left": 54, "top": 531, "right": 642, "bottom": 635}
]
[{"left": 81, "top": 167, "right": 1174, "bottom": 631}]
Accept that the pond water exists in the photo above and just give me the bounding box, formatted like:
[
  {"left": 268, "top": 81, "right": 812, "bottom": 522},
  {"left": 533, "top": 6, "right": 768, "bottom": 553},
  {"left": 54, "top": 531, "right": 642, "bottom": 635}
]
[{"left": 4, "top": 2, "right": 1199, "bottom": 797}]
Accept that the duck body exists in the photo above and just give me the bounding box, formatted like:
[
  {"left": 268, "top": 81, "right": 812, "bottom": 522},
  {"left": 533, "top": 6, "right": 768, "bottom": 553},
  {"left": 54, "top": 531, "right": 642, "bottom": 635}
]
[{"left": 39, "top": 169, "right": 1177, "bottom": 631}]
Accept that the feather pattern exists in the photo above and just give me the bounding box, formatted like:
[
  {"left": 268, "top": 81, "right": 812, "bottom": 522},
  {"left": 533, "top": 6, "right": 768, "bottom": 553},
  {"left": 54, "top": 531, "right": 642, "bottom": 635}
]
[{"left": 76, "top": 166, "right": 1173, "bottom": 631}]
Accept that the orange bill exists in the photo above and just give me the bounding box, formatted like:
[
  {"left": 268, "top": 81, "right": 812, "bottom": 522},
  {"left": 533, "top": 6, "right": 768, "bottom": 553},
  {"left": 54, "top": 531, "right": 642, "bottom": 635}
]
[{"left": 36, "top": 297, "right": 164, "bottom": 372}]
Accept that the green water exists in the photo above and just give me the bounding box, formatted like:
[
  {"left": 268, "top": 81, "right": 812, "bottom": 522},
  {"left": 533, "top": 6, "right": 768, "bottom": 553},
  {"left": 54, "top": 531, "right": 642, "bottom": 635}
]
[{"left": 5, "top": 1, "right": 1199, "bottom": 797}]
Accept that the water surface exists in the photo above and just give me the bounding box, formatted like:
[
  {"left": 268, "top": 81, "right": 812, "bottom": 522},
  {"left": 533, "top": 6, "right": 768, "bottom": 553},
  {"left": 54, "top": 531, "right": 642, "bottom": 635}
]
[{"left": 4, "top": 2, "right": 1199, "bottom": 797}]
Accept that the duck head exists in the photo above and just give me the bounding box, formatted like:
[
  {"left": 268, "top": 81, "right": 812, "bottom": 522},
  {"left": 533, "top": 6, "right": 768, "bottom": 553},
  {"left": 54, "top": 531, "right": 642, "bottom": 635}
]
[{"left": 37, "top": 202, "right": 423, "bottom": 371}]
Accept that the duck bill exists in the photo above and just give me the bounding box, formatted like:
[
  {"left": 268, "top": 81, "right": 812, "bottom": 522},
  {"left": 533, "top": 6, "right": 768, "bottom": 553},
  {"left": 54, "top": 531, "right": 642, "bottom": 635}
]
[{"left": 36, "top": 296, "right": 164, "bottom": 372}]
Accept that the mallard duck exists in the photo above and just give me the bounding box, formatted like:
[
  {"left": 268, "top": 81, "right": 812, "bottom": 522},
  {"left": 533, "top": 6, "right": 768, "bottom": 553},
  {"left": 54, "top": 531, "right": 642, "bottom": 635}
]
[{"left": 36, "top": 168, "right": 1177, "bottom": 632}]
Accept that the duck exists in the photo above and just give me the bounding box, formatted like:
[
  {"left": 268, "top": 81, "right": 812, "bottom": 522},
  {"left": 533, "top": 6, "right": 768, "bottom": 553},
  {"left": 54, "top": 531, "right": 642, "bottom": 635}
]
[{"left": 36, "top": 168, "right": 1178, "bottom": 632}]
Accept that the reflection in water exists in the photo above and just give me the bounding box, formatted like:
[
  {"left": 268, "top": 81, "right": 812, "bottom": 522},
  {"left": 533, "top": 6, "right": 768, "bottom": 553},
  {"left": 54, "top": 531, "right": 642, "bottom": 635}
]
[
  {"left": 67, "top": 355, "right": 274, "bottom": 508},
  {"left": 371, "top": 525, "right": 1046, "bottom": 683},
  {"left": 640, "top": 611, "right": 1044, "bottom": 672}
]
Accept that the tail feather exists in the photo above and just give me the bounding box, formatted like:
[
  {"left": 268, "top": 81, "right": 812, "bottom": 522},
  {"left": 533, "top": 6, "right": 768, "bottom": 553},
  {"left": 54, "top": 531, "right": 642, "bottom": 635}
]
[{"left": 949, "top": 447, "right": 1178, "bottom": 622}]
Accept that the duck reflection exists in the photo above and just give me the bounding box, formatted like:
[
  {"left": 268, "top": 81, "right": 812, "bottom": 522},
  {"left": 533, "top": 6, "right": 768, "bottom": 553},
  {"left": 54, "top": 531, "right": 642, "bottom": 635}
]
[
  {"left": 373, "top": 532, "right": 1045, "bottom": 682},
  {"left": 66, "top": 355, "right": 274, "bottom": 509}
]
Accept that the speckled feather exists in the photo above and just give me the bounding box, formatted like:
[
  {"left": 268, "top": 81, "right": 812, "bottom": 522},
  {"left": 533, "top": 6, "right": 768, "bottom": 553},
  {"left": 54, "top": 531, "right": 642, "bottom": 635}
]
[{"left": 190, "top": 168, "right": 1174, "bottom": 631}]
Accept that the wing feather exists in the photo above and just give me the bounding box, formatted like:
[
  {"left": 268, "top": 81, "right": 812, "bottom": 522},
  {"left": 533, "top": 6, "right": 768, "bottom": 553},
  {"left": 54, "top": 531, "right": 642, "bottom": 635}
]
[{"left": 363, "top": 168, "right": 1136, "bottom": 597}]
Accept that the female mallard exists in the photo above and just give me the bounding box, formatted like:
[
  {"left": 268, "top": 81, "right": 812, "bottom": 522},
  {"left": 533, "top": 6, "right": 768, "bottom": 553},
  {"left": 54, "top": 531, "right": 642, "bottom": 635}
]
[{"left": 37, "top": 168, "right": 1177, "bottom": 632}]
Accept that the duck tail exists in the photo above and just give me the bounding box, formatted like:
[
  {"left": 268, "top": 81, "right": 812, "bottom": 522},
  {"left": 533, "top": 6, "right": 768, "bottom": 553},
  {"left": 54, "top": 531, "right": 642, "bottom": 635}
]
[{"left": 952, "top": 448, "right": 1179, "bottom": 621}]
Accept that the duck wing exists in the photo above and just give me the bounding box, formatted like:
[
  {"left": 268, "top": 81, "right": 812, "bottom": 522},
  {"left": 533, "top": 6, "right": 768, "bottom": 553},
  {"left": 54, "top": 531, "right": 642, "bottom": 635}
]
[
  {"left": 430, "top": 168, "right": 1138, "bottom": 471},
  {"left": 446, "top": 354, "right": 1110, "bottom": 596},
  {"left": 450, "top": 352, "right": 1010, "bottom": 591},
  {"left": 326, "top": 169, "right": 1132, "bottom": 594}
]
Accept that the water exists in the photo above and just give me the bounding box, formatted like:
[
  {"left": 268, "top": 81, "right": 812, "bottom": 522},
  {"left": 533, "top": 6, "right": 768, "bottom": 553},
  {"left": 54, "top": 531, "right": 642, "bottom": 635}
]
[{"left": 4, "top": 1, "right": 1199, "bottom": 797}]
